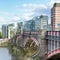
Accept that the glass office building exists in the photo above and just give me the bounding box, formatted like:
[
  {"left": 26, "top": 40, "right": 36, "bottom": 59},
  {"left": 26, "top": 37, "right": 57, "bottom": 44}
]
[
  {"left": 24, "top": 20, "right": 35, "bottom": 31},
  {"left": 33, "top": 16, "right": 40, "bottom": 31},
  {"left": 24, "top": 15, "right": 48, "bottom": 31}
]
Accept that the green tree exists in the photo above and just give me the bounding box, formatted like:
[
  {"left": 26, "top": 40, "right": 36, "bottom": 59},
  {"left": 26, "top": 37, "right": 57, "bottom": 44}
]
[{"left": 0, "top": 32, "right": 2, "bottom": 38}]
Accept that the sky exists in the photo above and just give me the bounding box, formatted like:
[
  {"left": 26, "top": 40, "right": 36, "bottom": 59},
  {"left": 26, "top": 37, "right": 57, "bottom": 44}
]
[{"left": 0, "top": 0, "right": 60, "bottom": 28}]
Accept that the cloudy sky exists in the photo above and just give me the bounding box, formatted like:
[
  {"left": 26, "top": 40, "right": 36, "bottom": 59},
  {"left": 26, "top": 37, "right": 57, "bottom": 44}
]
[{"left": 0, "top": 0, "right": 60, "bottom": 28}]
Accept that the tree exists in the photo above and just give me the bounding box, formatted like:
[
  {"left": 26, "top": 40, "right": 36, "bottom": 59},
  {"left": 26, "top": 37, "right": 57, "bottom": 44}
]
[{"left": 0, "top": 32, "right": 2, "bottom": 38}]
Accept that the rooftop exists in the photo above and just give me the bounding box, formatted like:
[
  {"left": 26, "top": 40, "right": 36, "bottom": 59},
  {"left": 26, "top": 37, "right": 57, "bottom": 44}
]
[{"left": 54, "top": 3, "right": 60, "bottom": 7}]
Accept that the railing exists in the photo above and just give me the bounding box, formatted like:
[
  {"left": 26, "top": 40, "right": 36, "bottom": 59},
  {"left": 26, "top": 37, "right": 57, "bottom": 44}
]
[{"left": 23, "top": 31, "right": 39, "bottom": 35}]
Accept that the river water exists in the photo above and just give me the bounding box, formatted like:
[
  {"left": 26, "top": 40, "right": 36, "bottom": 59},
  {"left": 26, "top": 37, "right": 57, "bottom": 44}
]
[
  {"left": 0, "top": 48, "right": 12, "bottom": 60},
  {"left": 0, "top": 48, "right": 33, "bottom": 60}
]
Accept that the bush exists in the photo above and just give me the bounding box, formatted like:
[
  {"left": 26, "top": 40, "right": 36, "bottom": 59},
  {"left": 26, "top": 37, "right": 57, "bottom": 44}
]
[{"left": 34, "top": 57, "right": 40, "bottom": 60}]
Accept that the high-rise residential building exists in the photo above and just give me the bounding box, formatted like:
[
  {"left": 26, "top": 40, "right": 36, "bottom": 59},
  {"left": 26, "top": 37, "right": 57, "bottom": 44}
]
[
  {"left": 40, "top": 15, "right": 48, "bottom": 30},
  {"left": 2, "top": 24, "right": 8, "bottom": 38},
  {"left": 51, "top": 3, "right": 60, "bottom": 31}
]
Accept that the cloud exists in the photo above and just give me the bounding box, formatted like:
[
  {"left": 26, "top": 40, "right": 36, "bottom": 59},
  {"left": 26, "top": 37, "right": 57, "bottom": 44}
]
[
  {"left": 0, "top": 3, "right": 49, "bottom": 27},
  {"left": 0, "top": 12, "right": 21, "bottom": 26},
  {"left": 18, "top": 3, "right": 49, "bottom": 20},
  {"left": 12, "top": 16, "right": 21, "bottom": 21},
  {"left": 20, "top": 12, "right": 35, "bottom": 20},
  {"left": 0, "top": 17, "right": 6, "bottom": 24},
  {"left": 22, "top": 4, "right": 47, "bottom": 9},
  {"left": 0, "top": 12, "right": 9, "bottom": 16}
]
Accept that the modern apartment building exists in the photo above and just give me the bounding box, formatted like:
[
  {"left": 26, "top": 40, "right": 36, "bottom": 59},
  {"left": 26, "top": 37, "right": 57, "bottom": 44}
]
[
  {"left": 51, "top": 3, "right": 60, "bottom": 31},
  {"left": 2, "top": 24, "right": 8, "bottom": 38}
]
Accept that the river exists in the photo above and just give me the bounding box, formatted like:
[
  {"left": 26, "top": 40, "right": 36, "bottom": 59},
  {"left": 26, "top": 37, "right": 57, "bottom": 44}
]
[
  {"left": 0, "top": 48, "right": 12, "bottom": 60},
  {"left": 0, "top": 48, "right": 34, "bottom": 60}
]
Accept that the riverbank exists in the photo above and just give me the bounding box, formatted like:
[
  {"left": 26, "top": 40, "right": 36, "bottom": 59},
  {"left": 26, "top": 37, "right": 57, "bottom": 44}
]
[
  {"left": 8, "top": 43, "right": 40, "bottom": 60},
  {"left": 0, "top": 42, "right": 8, "bottom": 47}
]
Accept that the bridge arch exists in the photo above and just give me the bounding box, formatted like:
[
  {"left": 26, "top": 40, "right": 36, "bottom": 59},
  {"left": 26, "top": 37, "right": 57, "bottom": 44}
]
[
  {"left": 46, "top": 48, "right": 60, "bottom": 60},
  {"left": 23, "top": 36, "right": 40, "bottom": 57},
  {"left": 24, "top": 36, "right": 39, "bottom": 47}
]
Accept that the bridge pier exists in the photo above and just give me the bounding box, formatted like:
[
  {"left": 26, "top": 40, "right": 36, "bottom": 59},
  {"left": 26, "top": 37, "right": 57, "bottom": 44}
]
[{"left": 39, "top": 56, "right": 46, "bottom": 60}]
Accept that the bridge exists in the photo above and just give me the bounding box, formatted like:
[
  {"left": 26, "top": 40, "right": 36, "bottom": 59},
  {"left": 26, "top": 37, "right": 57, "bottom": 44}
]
[
  {"left": 46, "top": 48, "right": 60, "bottom": 59},
  {"left": 8, "top": 30, "right": 60, "bottom": 60},
  {"left": 10, "top": 31, "right": 40, "bottom": 46},
  {"left": 9, "top": 30, "right": 47, "bottom": 59},
  {"left": 45, "top": 31, "right": 60, "bottom": 60}
]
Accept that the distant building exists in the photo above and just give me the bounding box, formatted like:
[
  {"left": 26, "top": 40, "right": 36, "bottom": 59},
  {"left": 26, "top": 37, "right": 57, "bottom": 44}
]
[
  {"left": 33, "top": 16, "right": 40, "bottom": 31},
  {"left": 8, "top": 23, "right": 17, "bottom": 39},
  {"left": 47, "top": 24, "right": 52, "bottom": 31},
  {"left": 24, "top": 20, "right": 35, "bottom": 31},
  {"left": 40, "top": 15, "right": 48, "bottom": 30},
  {"left": 51, "top": 3, "right": 60, "bottom": 31},
  {"left": 24, "top": 15, "right": 48, "bottom": 31},
  {"left": 33, "top": 15, "right": 48, "bottom": 30},
  {"left": 2, "top": 24, "right": 8, "bottom": 38},
  {"left": 0, "top": 28, "right": 2, "bottom": 32},
  {"left": 17, "top": 22, "right": 23, "bottom": 32}
]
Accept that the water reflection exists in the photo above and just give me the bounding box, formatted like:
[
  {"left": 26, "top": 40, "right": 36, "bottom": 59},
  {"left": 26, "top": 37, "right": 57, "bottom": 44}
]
[{"left": 0, "top": 48, "right": 11, "bottom": 60}]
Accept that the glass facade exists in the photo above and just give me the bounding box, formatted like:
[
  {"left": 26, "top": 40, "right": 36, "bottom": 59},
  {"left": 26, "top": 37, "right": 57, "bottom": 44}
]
[
  {"left": 24, "top": 15, "right": 48, "bottom": 31},
  {"left": 24, "top": 20, "right": 35, "bottom": 31},
  {"left": 33, "top": 17, "right": 40, "bottom": 30}
]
